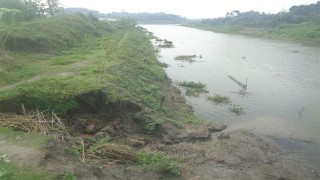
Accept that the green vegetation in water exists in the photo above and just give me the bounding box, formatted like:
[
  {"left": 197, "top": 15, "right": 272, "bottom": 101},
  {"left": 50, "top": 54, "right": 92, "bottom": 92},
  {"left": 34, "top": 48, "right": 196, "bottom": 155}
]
[
  {"left": 208, "top": 94, "right": 230, "bottom": 104},
  {"left": 174, "top": 55, "right": 197, "bottom": 63},
  {"left": 229, "top": 104, "right": 244, "bottom": 116},
  {"left": 157, "top": 61, "right": 169, "bottom": 68},
  {"left": 155, "top": 38, "right": 164, "bottom": 42},
  {"left": 156, "top": 39, "right": 174, "bottom": 48},
  {"left": 158, "top": 43, "right": 174, "bottom": 48},
  {"left": 137, "top": 152, "right": 180, "bottom": 176},
  {"left": 178, "top": 81, "right": 209, "bottom": 97}
]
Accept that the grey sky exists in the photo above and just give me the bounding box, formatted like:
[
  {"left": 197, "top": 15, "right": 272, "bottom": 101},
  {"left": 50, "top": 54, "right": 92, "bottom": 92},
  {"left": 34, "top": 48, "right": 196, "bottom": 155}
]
[{"left": 60, "top": 0, "right": 319, "bottom": 19}]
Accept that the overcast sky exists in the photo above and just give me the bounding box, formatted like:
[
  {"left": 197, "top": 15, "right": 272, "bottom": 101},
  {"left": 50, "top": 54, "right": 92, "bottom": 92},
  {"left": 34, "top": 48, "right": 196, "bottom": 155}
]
[{"left": 60, "top": 0, "right": 319, "bottom": 19}]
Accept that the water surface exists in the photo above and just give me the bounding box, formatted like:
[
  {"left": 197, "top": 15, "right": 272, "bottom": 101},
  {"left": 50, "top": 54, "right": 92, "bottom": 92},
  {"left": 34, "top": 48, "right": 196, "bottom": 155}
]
[{"left": 143, "top": 25, "right": 320, "bottom": 167}]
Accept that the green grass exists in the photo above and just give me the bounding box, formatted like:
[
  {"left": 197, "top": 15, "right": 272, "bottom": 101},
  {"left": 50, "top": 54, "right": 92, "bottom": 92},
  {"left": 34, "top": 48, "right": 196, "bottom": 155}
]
[
  {"left": 137, "top": 152, "right": 180, "bottom": 176},
  {"left": 0, "top": 127, "right": 51, "bottom": 150},
  {"left": 267, "top": 22, "right": 320, "bottom": 43},
  {"left": 0, "top": 14, "right": 211, "bottom": 179},
  {"left": 0, "top": 160, "right": 56, "bottom": 180},
  {"left": 0, "top": 127, "right": 55, "bottom": 179},
  {"left": 0, "top": 14, "right": 113, "bottom": 53},
  {"left": 0, "top": 159, "right": 14, "bottom": 180},
  {"left": 61, "top": 171, "right": 77, "bottom": 180},
  {"left": 0, "top": 163, "right": 57, "bottom": 180},
  {"left": 134, "top": 112, "right": 162, "bottom": 132},
  {"left": 0, "top": 17, "right": 168, "bottom": 115}
]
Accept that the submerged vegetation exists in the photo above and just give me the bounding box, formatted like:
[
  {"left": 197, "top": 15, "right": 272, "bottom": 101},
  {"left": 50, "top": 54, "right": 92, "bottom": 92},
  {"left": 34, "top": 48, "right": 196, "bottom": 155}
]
[
  {"left": 174, "top": 55, "right": 197, "bottom": 63},
  {"left": 229, "top": 104, "right": 244, "bottom": 116},
  {"left": 156, "top": 39, "right": 174, "bottom": 48},
  {"left": 208, "top": 94, "right": 230, "bottom": 104},
  {"left": 178, "top": 81, "right": 209, "bottom": 97}
]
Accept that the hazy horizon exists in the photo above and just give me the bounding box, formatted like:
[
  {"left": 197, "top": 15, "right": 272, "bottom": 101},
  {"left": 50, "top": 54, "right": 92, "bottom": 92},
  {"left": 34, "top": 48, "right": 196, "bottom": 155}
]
[{"left": 60, "top": 0, "right": 319, "bottom": 19}]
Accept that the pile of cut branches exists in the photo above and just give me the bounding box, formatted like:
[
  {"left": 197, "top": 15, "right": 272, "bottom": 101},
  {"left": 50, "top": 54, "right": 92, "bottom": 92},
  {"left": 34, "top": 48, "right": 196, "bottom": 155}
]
[
  {"left": 0, "top": 111, "right": 69, "bottom": 140},
  {"left": 84, "top": 143, "right": 139, "bottom": 166}
]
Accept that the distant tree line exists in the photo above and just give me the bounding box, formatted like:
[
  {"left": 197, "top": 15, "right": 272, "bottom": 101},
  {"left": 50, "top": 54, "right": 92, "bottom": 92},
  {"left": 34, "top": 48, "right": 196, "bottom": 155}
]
[
  {"left": 201, "top": 1, "right": 320, "bottom": 28},
  {"left": 109, "top": 12, "right": 187, "bottom": 23},
  {"left": 64, "top": 8, "right": 106, "bottom": 18},
  {"left": 64, "top": 8, "right": 187, "bottom": 24},
  {"left": 0, "top": 0, "right": 63, "bottom": 23}
]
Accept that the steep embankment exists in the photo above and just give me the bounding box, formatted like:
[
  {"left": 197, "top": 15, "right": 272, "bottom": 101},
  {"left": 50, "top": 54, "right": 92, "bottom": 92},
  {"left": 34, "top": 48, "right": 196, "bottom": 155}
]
[{"left": 0, "top": 14, "right": 225, "bottom": 179}]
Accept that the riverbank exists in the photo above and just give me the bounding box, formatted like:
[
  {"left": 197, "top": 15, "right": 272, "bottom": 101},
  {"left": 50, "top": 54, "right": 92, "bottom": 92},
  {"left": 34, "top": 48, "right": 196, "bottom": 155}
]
[
  {"left": 183, "top": 22, "right": 320, "bottom": 46},
  {"left": 0, "top": 14, "right": 227, "bottom": 179},
  {"left": 1, "top": 15, "right": 319, "bottom": 179}
]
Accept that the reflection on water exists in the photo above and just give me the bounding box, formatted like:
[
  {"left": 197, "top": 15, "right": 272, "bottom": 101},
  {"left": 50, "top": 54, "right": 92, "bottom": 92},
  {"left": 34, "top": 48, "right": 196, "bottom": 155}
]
[{"left": 143, "top": 24, "right": 320, "bottom": 166}]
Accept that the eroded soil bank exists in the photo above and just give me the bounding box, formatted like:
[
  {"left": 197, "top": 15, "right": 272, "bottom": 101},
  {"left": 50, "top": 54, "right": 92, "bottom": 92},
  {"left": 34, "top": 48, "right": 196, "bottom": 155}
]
[
  {"left": 1, "top": 21, "right": 318, "bottom": 179},
  {"left": 1, "top": 81, "right": 318, "bottom": 180}
]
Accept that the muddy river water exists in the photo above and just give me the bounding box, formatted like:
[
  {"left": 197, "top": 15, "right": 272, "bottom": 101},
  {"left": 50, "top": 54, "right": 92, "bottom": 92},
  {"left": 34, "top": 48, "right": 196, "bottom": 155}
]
[{"left": 143, "top": 25, "right": 320, "bottom": 169}]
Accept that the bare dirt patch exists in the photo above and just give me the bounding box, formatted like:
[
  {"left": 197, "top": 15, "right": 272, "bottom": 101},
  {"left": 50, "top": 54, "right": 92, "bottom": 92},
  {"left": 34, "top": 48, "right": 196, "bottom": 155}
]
[{"left": 150, "top": 129, "right": 319, "bottom": 180}]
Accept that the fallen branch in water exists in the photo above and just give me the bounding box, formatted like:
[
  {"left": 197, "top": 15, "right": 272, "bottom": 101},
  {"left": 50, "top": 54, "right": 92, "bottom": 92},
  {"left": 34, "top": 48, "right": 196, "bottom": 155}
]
[
  {"left": 298, "top": 106, "right": 308, "bottom": 120},
  {"left": 227, "top": 75, "right": 247, "bottom": 90}
]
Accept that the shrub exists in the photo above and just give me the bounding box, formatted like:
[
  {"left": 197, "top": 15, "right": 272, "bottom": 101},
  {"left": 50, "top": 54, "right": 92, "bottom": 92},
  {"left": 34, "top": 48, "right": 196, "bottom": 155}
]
[
  {"left": 0, "top": 8, "right": 23, "bottom": 24},
  {"left": 137, "top": 152, "right": 180, "bottom": 176}
]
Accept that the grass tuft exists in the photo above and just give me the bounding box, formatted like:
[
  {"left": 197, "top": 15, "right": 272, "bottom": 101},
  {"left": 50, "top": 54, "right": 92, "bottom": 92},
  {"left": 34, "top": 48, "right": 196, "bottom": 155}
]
[{"left": 137, "top": 152, "right": 180, "bottom": 176}]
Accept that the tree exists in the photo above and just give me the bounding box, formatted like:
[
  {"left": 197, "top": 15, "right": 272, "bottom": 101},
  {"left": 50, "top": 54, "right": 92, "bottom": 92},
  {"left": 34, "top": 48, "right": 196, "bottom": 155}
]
[
  {"left": 46, "top": 0, "right": 62, "bottom": 17},
  {"left": 0, "top": 0, "right": 24, "bottom": 10},
  {"left": 23, "top": 0, "right": 46, "bottom": 20},
  {"left": 0, "top": 8, "right": 24, "bottom": 23}
]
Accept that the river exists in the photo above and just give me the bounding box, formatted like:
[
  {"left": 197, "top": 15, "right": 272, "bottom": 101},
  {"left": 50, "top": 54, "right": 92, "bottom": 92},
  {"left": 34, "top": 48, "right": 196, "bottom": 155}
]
[{"left": 143, "top": 25, "right": 320, "bottom": 168}]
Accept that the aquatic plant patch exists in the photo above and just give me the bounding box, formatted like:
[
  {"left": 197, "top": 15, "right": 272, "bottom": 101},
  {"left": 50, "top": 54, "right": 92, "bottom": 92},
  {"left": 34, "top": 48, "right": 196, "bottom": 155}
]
[
  {"left": 229, "top": 104, "right": 244, "bottom": 116},
  {"left": 208, "top": 94, "right": 230, "bottom": 104},
  {"left": 178, "top": 81, "right": 209, "bottom": 97},
  {"left": 174, "top": 55, "right": 197, "bottom": 63}
]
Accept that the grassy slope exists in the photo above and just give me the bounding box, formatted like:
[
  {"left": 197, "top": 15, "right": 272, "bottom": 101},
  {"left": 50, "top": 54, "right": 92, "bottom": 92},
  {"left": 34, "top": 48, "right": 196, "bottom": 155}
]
[
  {"left": 0, "top": 14, "right": 199, "bottom": 123},
  {"left": 185, "top": 22, "right": 320, "bottom": 45},
  {"left": 0, "top": 15, "right": 164, "bottom": 112},
  {"left": 0, "top": 14, "right": 203, "bottom": 178},
  {"left": 0, "top": 14, "right": 110, "bottom": 86}
]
